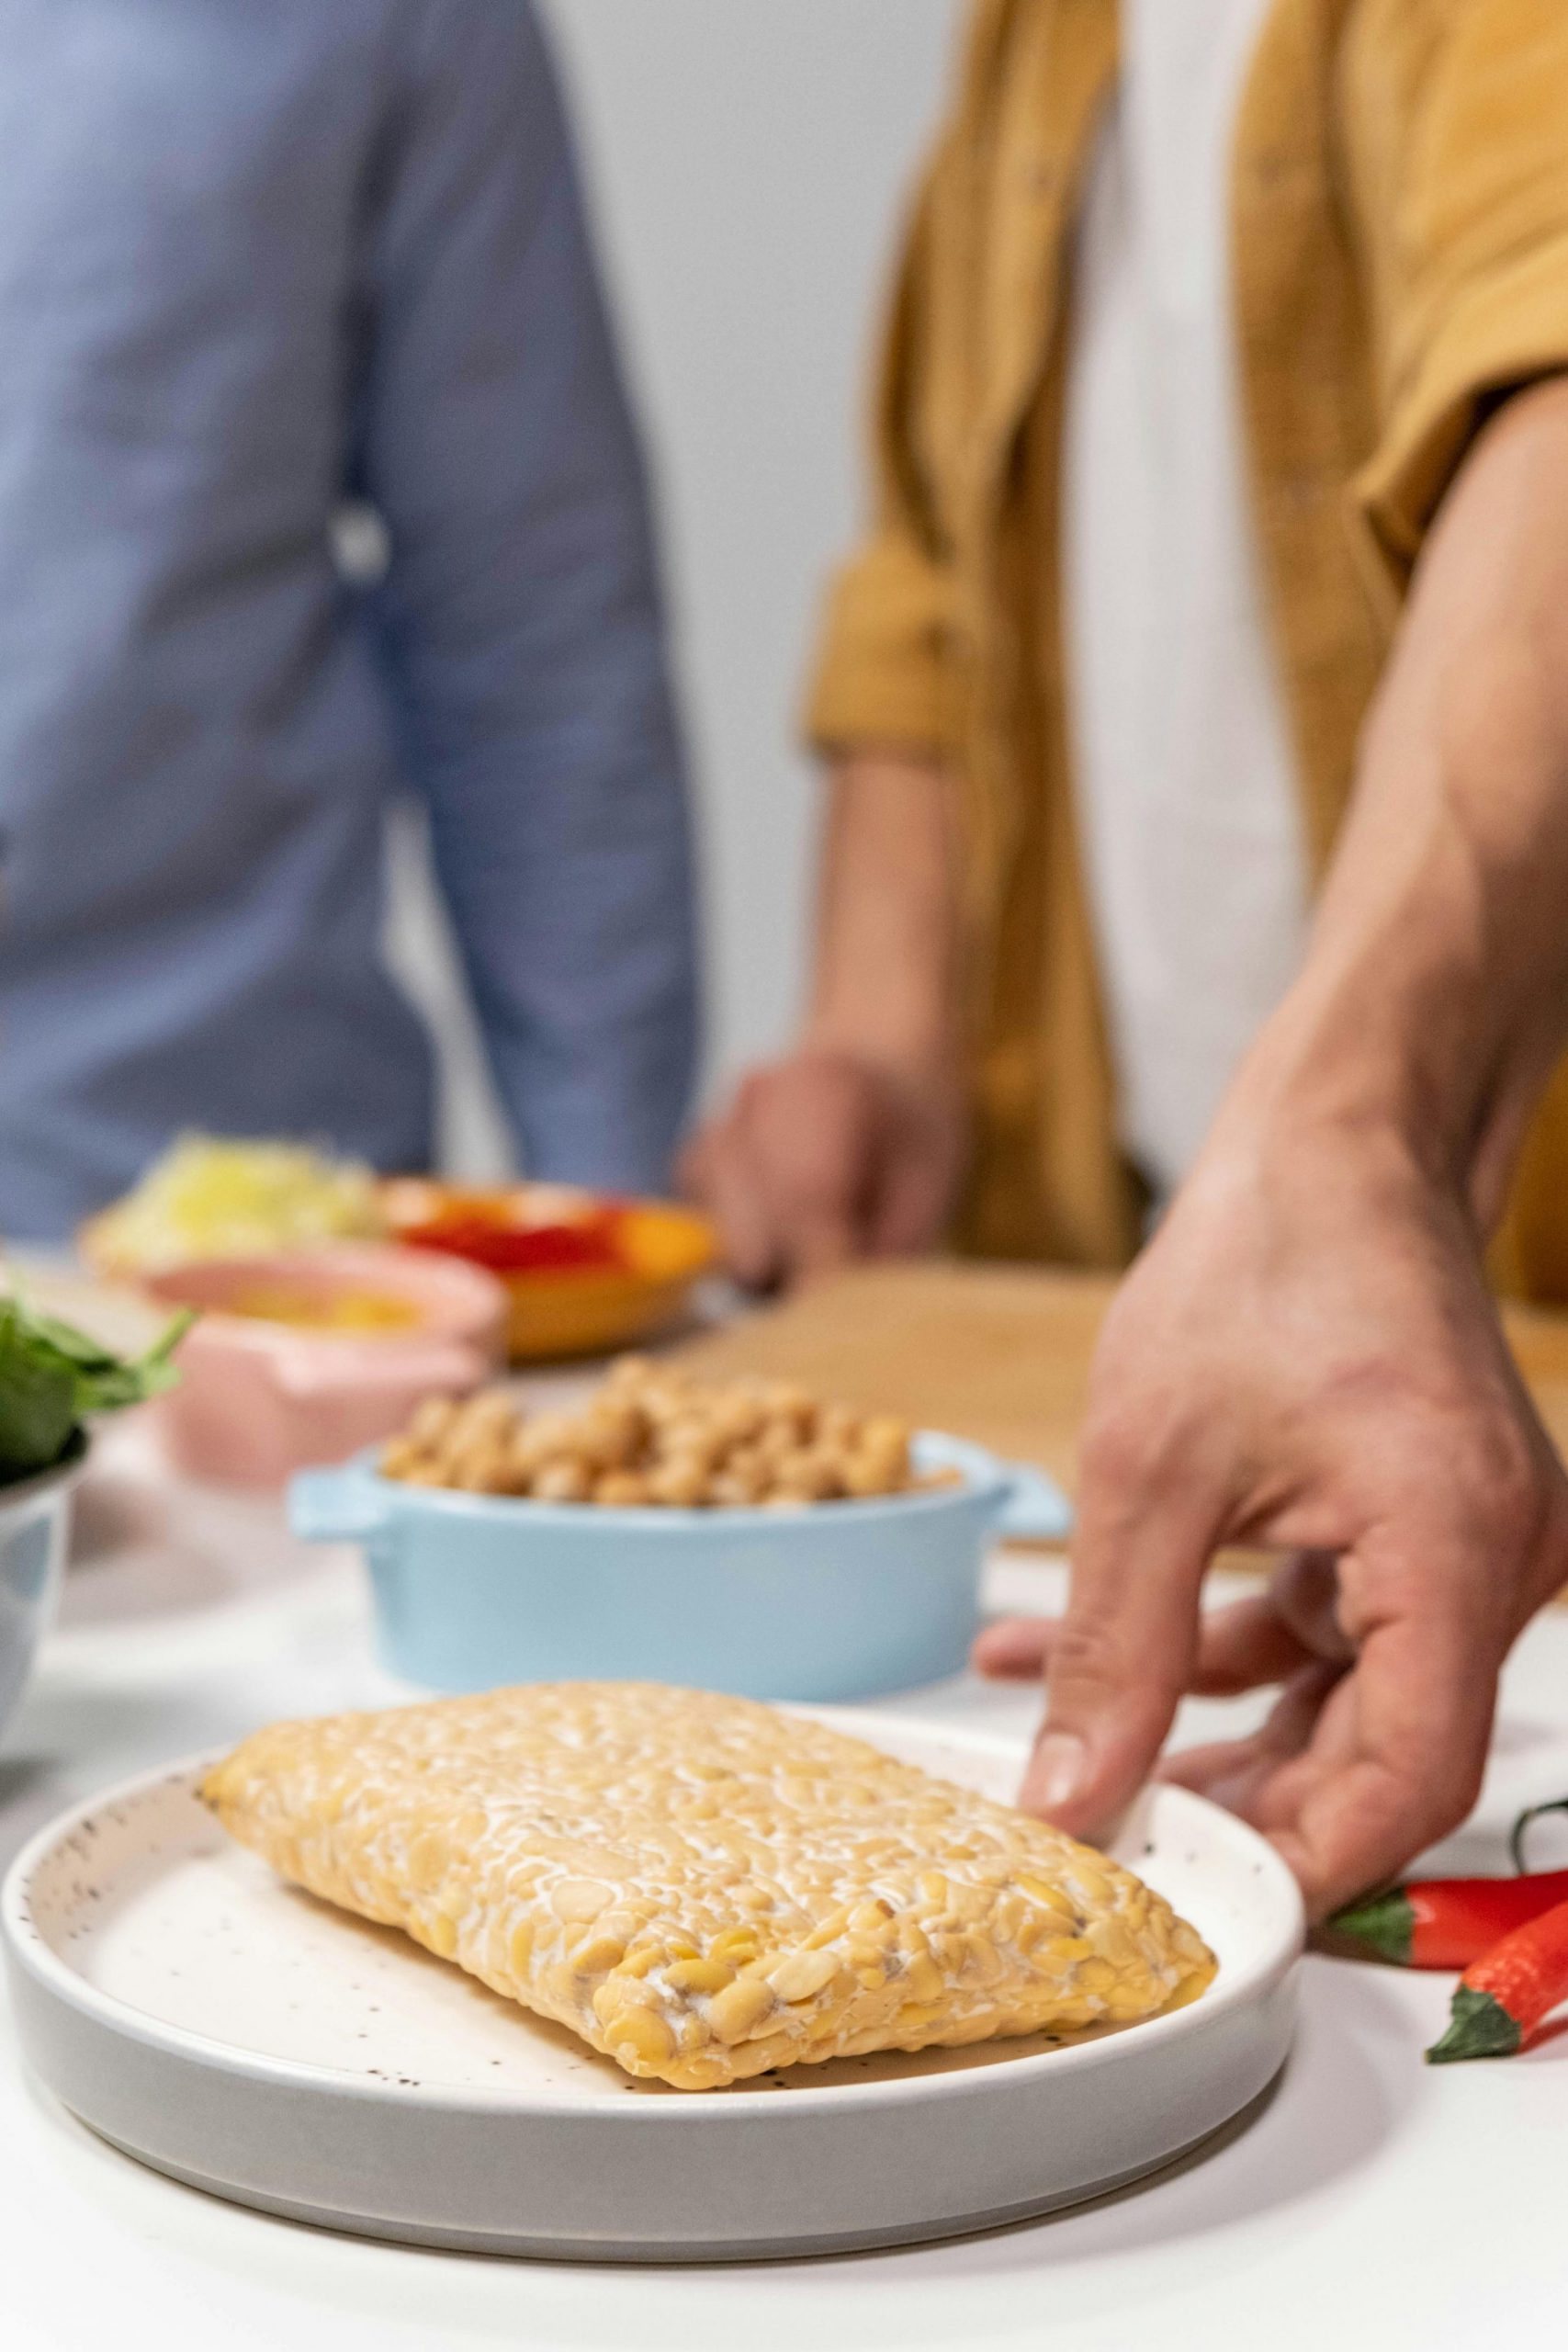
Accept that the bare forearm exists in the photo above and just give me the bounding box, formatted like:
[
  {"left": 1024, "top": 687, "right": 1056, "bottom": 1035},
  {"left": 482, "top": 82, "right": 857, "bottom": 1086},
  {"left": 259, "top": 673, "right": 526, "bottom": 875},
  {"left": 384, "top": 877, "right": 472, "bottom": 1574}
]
[
  {"left": 1022, "top": 384, "right": 1568, "bottom": 1915},
  {"left": 682, "top": 748, "right": 966, "bottom": 1281},
  {"left": 1222, "top": 378, "right": 1568, "bottom": 1216},
  {"left": 804, "top": 750, "right": 962, "bottom": 1084}
]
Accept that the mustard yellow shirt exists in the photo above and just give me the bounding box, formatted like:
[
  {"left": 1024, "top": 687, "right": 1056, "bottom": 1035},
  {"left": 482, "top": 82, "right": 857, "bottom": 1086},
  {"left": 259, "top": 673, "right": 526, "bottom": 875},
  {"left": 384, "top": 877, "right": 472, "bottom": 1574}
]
[{"left": 807, "top": 0, "right": 1568, "bottom": 1296}]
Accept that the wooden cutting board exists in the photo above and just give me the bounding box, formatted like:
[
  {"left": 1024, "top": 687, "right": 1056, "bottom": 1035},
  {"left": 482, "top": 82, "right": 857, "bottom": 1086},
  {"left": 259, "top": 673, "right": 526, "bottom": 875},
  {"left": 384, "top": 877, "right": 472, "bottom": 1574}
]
[{"left": 676, "top": 1258, "right": 1568, "bottom": 1508}]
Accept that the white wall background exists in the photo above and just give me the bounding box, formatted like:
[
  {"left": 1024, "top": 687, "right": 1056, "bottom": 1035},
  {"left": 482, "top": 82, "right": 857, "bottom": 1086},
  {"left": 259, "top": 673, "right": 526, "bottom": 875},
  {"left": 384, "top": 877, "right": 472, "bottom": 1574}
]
[{"left": 383, "top": 0, "right": 961, "bottom": 1180}]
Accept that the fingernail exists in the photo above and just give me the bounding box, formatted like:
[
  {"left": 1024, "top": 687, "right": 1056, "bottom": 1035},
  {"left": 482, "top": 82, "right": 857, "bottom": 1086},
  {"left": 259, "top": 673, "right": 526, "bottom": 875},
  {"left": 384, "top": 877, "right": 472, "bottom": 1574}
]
[{"left": 1025, "top": 1732, "right": 1088, "bottom": 1815}]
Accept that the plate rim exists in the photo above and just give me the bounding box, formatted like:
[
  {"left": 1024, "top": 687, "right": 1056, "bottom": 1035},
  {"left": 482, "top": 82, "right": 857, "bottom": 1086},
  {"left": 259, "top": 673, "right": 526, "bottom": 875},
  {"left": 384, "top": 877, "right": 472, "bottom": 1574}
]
[{"left": 2, "top": 1721, "right": 1304, "bottom": 2122}]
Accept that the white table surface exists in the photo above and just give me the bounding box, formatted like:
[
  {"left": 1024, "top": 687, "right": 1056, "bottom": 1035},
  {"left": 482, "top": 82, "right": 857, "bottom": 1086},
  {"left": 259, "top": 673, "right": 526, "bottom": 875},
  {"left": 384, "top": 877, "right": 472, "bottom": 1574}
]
[{"left": 4, "top": 1411, "right": 1567, "bottom": 2352}]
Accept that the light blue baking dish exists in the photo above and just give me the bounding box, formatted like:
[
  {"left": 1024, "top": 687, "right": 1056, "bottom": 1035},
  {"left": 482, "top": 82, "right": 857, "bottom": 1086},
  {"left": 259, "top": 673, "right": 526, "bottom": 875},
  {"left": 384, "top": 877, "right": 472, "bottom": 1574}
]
[{"left": 290, "top": 1433, "right": 1071, "bottom": 1703}]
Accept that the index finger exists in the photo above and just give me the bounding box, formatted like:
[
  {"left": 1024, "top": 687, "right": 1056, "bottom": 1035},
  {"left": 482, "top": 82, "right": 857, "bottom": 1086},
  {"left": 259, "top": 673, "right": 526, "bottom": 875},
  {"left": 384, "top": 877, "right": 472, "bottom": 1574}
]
[
  {"left": 681, "top": 1120, "right": 782, "bottom": 1291},
  {"left": 744, "top": 1127, "right": 863, "bottom": 1285},
  {"left": 1020, "top": 1443, "right": 1228, "bottom": 1835}
]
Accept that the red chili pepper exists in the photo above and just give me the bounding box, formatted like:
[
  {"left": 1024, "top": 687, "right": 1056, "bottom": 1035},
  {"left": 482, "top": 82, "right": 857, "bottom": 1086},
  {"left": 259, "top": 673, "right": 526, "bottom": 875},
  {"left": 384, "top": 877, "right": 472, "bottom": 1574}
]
[
  {"left": 1427, "top": 1896, "right": 1568, "bottom": 2063},
  {"left": 1331, "top": 1871, "right": 1568, "bottom": 1969}
]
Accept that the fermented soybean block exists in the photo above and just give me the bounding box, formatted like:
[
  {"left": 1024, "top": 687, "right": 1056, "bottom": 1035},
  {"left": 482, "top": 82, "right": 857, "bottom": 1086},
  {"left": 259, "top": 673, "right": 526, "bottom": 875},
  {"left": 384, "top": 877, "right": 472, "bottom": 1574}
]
[{"left": 202, "top": 1683, "right": 1214, "bottom": 2089}]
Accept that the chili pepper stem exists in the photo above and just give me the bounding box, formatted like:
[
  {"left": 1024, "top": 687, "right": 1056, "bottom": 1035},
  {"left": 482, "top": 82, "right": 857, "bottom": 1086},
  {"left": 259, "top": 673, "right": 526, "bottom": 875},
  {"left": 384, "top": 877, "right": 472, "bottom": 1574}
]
[
  {"left": 1427, "top": 1986, "right": 1524, "bottom": 2065},
  {"left": 1329, "top": 1890, "right": 1414, "bottom": 1966},
  {"left": 1510, "top": 1797, "right": 1568, "bottom": 1875}
]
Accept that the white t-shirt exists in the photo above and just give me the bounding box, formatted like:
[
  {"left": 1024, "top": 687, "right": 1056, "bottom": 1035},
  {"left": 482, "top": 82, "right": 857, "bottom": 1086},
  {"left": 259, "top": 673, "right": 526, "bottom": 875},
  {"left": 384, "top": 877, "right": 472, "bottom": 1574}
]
[{"left": 1062, "top": 0, "right": 1308, "bottom": 1203}]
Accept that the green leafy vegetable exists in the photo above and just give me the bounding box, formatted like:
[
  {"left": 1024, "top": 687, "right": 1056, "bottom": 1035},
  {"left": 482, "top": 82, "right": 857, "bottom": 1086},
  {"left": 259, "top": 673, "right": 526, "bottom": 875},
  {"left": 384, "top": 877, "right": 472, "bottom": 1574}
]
[{"left": 0, "top": 1295, "right": 192, "bottom": 1484}]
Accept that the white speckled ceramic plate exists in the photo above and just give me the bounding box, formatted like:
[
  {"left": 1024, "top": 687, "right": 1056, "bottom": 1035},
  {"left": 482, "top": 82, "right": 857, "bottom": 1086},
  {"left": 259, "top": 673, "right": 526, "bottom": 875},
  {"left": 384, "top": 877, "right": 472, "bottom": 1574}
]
[{"left": 1, "top": 1713, "right": 1302, "bottom": 2261}]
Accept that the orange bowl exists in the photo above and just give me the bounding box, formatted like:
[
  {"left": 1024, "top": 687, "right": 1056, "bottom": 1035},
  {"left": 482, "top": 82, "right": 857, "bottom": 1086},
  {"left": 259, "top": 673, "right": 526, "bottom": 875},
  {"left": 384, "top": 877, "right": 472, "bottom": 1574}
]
[{"left": 378, "top": 1182, "right": 717, "bottom": 1362}]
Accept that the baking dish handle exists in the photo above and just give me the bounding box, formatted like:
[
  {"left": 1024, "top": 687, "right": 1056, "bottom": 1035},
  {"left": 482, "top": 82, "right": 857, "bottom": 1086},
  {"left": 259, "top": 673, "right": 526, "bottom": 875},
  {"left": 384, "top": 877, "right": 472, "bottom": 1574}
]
[
  {"left": 289, "top": 1464, "right": 390, "bottom": 1545},
  {"left": 993, "top": 1463, "right": 1074, "bottom": 1544}
]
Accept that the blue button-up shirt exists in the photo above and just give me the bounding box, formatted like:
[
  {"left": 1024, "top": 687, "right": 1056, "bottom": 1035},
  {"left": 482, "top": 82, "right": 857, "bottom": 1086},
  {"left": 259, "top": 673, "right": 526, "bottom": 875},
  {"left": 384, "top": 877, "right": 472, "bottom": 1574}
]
[{"left": 0, "top": 0, "right": 698, "bottom": 1239}]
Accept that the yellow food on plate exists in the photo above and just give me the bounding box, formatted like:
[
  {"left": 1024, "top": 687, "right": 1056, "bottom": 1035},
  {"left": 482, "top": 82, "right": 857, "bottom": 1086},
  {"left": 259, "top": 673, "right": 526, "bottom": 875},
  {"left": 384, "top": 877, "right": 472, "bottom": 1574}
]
[
  {"left": 379, "top": 1358, "right": 955, "bottom": 1507},
  {"left": 81, "top": 1135, "right": 386, "bottom": 1276},
  {"left": 202, "top": 1683, "right": 1215, "bottom": 2090},
  {"left": 222, "top": 1283, "right": 423, "bottom": 1333}
]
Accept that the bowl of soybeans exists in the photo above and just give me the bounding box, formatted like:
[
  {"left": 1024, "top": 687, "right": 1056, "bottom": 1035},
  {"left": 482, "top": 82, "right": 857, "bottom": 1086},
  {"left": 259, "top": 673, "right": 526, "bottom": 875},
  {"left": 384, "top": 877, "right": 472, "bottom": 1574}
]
[{"left": 288, "top": 1359, "right": 1070, "bottom": 1702}]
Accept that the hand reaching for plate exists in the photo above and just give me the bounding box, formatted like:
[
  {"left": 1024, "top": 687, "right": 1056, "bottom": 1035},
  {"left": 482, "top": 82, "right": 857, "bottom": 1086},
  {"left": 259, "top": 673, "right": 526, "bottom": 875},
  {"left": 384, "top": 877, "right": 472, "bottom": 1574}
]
[{"left": 976, "top": 1120, "right": 1568, "bottom": 1920}]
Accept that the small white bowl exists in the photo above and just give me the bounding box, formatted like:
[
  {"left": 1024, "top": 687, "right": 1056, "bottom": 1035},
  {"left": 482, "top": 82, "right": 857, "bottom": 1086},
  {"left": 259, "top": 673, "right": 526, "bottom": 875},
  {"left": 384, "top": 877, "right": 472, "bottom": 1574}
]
[{"left": 0, "top": 1436, "right": 85, "bottom": 1746}]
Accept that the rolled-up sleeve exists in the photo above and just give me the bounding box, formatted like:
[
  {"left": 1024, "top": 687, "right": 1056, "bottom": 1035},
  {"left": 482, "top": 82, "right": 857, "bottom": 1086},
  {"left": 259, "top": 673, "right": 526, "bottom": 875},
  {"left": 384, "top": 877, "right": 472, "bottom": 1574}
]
[
  {"left": 803, "top": 165, "right": 963, "bottom": 761},
  {"left": 1346, "top": 0, "right": 1568, "bottom": 594},
  {"left": 355, "top": 0, "right": 698, "bottom": 1193}
]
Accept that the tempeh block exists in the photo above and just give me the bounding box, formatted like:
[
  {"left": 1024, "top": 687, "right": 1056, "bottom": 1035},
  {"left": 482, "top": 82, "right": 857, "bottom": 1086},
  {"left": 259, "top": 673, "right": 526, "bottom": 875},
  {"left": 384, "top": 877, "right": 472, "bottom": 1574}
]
[{"left": 202, "top": 1682, "right": 1215, "bottom": 2089}]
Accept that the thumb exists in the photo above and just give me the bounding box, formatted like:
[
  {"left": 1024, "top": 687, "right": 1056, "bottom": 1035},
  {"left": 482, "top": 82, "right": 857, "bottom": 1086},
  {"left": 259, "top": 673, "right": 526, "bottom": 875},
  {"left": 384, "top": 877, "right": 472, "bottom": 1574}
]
[
  {"left": 1021, "top": 1468, "right": 1223, "bottom": 1837},
  {"left": 971, "top": 1615, "right": 1054, "bottom": 1679}
]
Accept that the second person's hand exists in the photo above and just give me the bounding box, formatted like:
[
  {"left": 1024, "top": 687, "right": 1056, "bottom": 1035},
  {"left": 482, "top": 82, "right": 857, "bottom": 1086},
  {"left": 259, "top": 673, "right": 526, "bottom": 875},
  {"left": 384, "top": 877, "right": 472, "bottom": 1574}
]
[
  {"left": 680, "top": 1043, "right": 964, "bottom": 1289},
  {"left": 682, "top": 744, "right": 966, "bottom": 1288}
]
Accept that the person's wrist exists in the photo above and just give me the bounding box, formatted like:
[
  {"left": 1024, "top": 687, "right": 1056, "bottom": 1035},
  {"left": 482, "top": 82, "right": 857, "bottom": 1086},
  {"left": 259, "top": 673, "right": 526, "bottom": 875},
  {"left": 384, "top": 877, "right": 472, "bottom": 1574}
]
[
  {"left": 1206, "top": 954, "right": 1481, "bottom": 1211},
  {"left": 1167, "top": 1007, "right": 1477, "bottom": 1282},
  {"left": 1190, "top": 1093, "right": 1438, "bottom": 1246}
]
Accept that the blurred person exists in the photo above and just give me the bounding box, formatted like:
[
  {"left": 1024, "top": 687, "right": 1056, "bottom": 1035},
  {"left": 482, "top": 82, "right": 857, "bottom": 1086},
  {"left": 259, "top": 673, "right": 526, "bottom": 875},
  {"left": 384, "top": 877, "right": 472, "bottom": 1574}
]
[
  {"left": 688, "top": 2, "right": 1568, "bottom": 1912},
  {"left": 0, "top": 0, "right": 697, "bottom": 1240}
]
